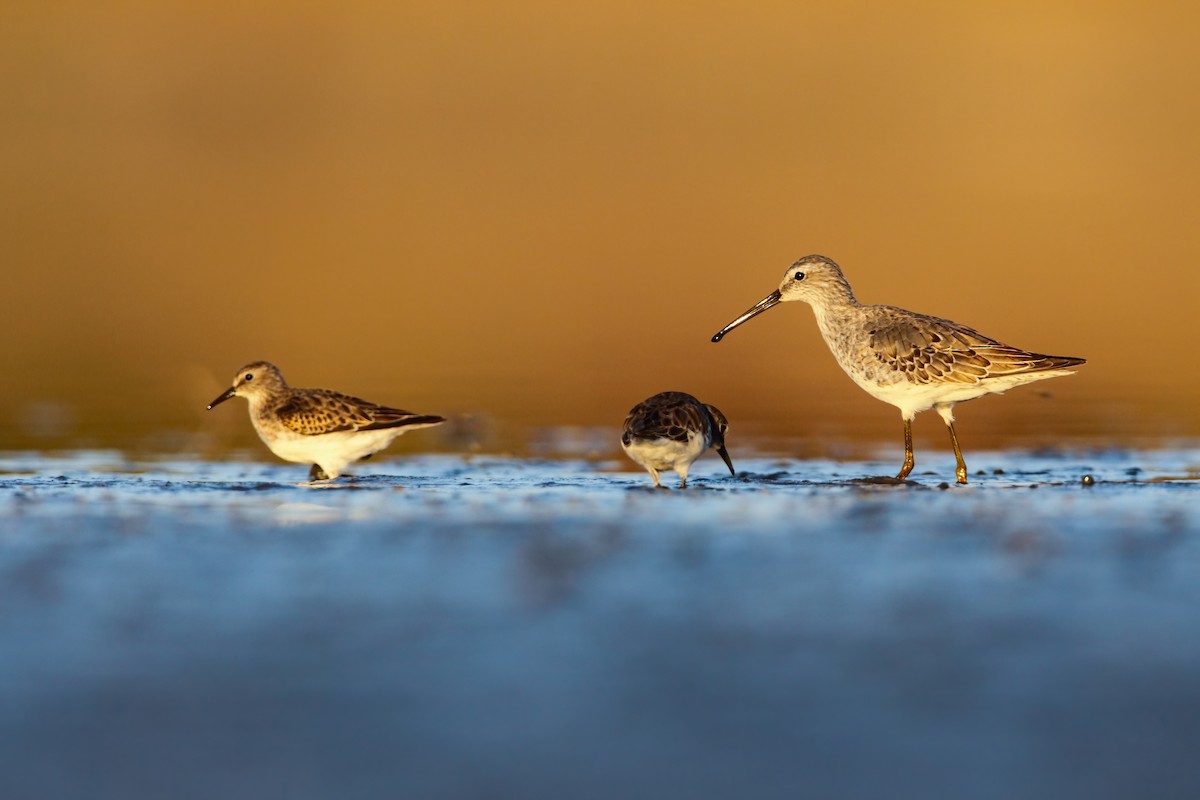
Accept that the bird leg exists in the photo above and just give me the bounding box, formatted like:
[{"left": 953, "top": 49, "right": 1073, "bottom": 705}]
[
  {"left": 309, "top": 464, "right": 330, "bottom": 481},
  {"left": 896, "top": 418, "right": 915, "bottom": 481},
  {"left": 946, "top": 421, "right": 968, "bottom": 484}
]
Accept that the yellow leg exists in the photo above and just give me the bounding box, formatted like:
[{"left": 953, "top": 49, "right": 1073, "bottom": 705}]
[
  {"left": 947, "top": 421, "right": 968, "bottom": 484},
  {"left": 896, "top": 418, "right": 915, "bottom": 480}
]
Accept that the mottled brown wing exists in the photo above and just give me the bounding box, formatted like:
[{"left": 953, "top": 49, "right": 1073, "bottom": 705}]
[
  {"left": 866, "top": 308, "right": 1083, "bottom": 385},
  {"left": 277, "top": 390, "right": 444, "bottom": 436},
  {"left": 623, "top": 392, "right": 709, "bottom": 443},
  {"left": 275, "top": 390, "right": 375, "bottom": 435}
]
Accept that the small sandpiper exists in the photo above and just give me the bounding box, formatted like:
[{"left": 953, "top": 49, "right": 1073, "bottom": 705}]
[
  {"left": 621, "top": 391, "right": 736, "bottom": 488},
  {"left": 711, "top": 255, "right": 1085, "bottom": 484},
  {"left": 207, "top": 361, "right": 445, "bottom": 480}
]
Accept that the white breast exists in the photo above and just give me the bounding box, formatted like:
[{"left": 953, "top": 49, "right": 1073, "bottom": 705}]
[{"left": 622, "top": 431, "right": 707, "bottom": 473}]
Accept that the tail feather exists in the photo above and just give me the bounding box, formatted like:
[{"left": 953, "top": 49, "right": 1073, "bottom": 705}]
[
  {"left": 1026, "top": 354, "right": 1086, "bottom": 372},
  {"left": 980, "top": 347, "right": 1085, "bottom": 376},
  {"left": 361, "top": 414, "right": 446, "bottom": 432}
]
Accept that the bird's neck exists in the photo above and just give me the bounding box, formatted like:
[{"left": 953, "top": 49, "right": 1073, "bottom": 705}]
[
  {"left": 807, "top": 281, "right": 859, "bottom": 329},
  {"left": 806, "top": 283, "right": 864, "bottom": 345},
  {"left": 248, "top": 388, "right": 288, "bottom": 419}
]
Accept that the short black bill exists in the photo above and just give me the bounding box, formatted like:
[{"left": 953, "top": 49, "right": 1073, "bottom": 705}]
[
  {"left": 206, "top": 387, "right": 236, "bottom": 410},
  {"left": 716, "top": 444, "right": 736, "bottom": 477},
  {"left": 711, "top": 289, "right": 782, "bottom": 342}
]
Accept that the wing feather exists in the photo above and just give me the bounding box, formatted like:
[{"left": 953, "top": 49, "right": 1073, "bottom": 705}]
[
  {"left": 865, "top": 307, "right": 1084, "bottom": 386},
  {"left": 622, "top": 392, "right": 711, "bottom": 443},
  {"left": 277, "top": 390, "right": 445, "bottom": 436}
]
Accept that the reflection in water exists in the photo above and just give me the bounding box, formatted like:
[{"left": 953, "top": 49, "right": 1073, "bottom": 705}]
[
  {"left": 1, "top": 452, "right": 1199, "bottom": 797},
  {"left": 516, "top": 525, "right": 626, "bottom": 607}
]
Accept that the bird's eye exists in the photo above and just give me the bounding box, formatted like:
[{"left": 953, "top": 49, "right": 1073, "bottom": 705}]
[
  {"left": 794, "top": 271, "right": 806, "bottom": 281},
  {"left": 244, "top": 373, "right": 254, "bottom": 382}
]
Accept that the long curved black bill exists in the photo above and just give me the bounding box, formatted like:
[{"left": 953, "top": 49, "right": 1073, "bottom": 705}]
[
  {"left": 711, "top": 289, "right": 782, "bottom": 342},
  {"left": 207, "top": 387, "right": 236, "bottom": 410},
  {"left": 716, "top": 444, "right": 736, "bottom": 477}
]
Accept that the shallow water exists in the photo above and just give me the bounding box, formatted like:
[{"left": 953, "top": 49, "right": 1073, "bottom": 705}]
[{"left": 3, "top": 448, "right": 1199, "bottom": 800}]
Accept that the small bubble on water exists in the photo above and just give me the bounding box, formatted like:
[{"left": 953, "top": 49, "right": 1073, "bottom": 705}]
[{"left": 1081, "top": 474, "right": 1096, "bottom": 487}]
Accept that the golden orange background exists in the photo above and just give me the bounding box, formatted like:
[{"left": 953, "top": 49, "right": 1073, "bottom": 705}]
[{"left": 4, "top": 2, "right": 1197, "bottom": 454}]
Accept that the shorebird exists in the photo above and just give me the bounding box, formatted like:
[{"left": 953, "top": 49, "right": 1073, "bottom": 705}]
[
  {"left": 711, "top": 255, "right": 1085, "bottom": 484},
  {"left": 207, "top": 361, "right": 445, "bottom": 480},
  {"left": 621, "top": 391, "right": 735, "bottom": 488}
]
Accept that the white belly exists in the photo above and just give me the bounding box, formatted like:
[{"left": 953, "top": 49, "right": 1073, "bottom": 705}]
[
  {"left": 256, "top": 426, "right": 408, "bottom": 478},
  {"left": 622, "top": 432, "right": 706, "bottom": 474},
  {"left": 848, "top": 368, "right": 1070, "bottom": 419}
]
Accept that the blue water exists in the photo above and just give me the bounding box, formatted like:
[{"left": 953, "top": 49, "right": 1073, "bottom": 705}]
[{"left": 2, "top": 449, "right": 1198, "bottom": 799}]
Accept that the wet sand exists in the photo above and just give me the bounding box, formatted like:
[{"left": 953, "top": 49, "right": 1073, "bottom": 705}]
[{"left": 2, "top": 449, "right": 1199, "bottom": 799}]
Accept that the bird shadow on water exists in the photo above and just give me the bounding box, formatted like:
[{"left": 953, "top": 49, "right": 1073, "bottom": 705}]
[
  {"left": 847, "top": 475, "right": 921, "bottom": 487},
  {"left": 607, "top": 471, "right": 937, "bottom": 493},
  {"left": 722, "top": 470, "right": 929, "bottom": 489},
  {"left": 296, "top": 477, "right": 399, "bottom": 491}
]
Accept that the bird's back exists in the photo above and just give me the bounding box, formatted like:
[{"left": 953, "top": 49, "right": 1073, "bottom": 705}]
[
  {"left": 271, "top": 388, "right": 445, "bottom": 437},
  {"left": 814, "top": 302, "right": 1084, "bottom": 415},
  {"left": 622, "top": 392, "right": 713, "bottom": 446}
]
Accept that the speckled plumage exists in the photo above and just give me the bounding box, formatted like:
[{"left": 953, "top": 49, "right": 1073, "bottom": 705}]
[
  {"left": 621, "top": 391, "right": 735, "bottom": 488},
  {"left": 712, "top": 255, "right": 1085, "bottom": 484},
  {"left": 207, "top": 361, "right": 444, "bottom": 480}
]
